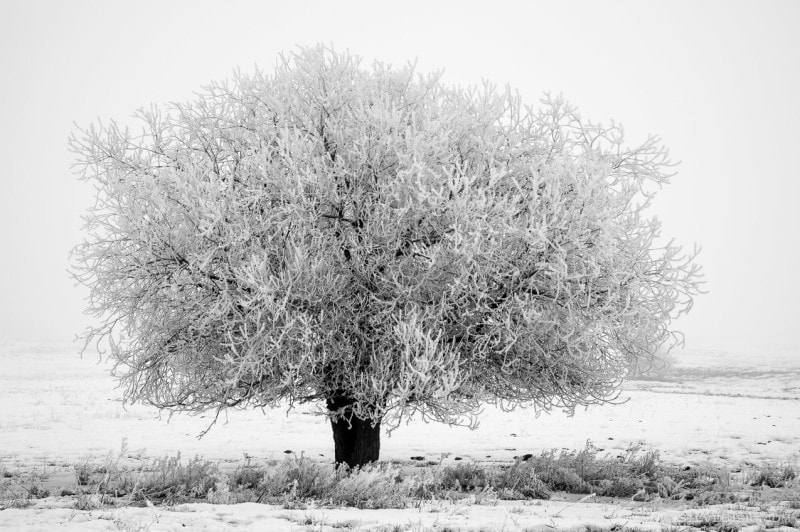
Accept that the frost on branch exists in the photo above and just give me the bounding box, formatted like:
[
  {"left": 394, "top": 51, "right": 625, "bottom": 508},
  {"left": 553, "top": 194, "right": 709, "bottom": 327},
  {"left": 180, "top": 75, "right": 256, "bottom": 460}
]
[{"left": 70, "top": 45, "right": 702, "bottom": 432}]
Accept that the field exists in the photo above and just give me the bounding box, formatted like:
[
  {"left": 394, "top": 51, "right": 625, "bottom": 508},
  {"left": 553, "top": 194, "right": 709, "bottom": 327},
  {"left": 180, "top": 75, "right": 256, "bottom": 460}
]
[{"left": 0, "top": 342, "right": 798, "bottom": 531}]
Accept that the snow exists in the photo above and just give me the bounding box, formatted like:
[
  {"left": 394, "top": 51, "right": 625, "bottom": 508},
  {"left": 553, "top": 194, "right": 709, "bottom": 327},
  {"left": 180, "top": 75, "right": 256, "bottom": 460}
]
[
  {"left": 0, "top": 499, "right": 678, "bottom": 531},
  {"left": 1, "top": 341, "right": 799, "bottom": 530}
]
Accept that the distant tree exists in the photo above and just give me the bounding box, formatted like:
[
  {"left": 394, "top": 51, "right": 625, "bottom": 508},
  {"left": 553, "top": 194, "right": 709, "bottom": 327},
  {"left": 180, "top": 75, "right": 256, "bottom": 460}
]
[{"left": 71, "top": 45, "right": 702, "bottom": 468}]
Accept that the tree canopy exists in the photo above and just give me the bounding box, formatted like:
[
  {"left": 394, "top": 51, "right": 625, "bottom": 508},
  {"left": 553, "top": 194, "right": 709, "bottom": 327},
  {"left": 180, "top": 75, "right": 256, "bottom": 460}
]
[{"left": 72, "top": 46, "right": 702, "bottom": 457}]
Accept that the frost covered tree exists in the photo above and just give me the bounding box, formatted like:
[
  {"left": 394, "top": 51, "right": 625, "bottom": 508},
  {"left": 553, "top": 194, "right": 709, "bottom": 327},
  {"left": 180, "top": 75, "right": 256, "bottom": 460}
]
[{"left": 71, "top": 45, "right": 702, "bottom": 468}]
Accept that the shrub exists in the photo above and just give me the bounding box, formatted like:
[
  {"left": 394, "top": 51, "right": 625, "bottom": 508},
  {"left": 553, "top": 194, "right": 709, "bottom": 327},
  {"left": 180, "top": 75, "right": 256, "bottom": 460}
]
[
  {"left": 74, "top": 460, "right": 95, "bottom": 486},
  {"left": 329, "top": 464, "right": 407, "bottom": 509},
  {"left": 493, "top": 461, "right": 551, "bottom": 500},
  {"left": 25, "top": 484, "right": 50, "bottom": 499},
  {"left": 230, "top": 461, "right": 265, "bottom": 491},
  {"left": 206, "top": 478, "right": 237, "bottom": 504},
  {"left": 74, "top": 493, "right": 108, "bottom": 510},
  {"left": 257, "top": 454, "right": 336, "bottom": 502},
  {"left": 405, "top": 466, "right": 443, "bottom": 501},
  {"left": 82, "top": 451, "right": 225, "bottom": 505},
  {"left": 440, "top": 462, "right": 489, "bottom": 492},
  {"left": 655, "top": 476, "right": 684, "bottom": 499},
  {"left": 255, "top": 456, "right": 409, "bottom": 509},
  {"left": 127, "top": 454, "right": 224, "bottom": 504},
  {"left": 623, "top": 447, "right": 661, "bottom": 478},
  {"left": 536, "top": 465, "right": 593, "bottom": 494},
  {"left": 599, "top": 477, "right": 645, "bottom": 498}
]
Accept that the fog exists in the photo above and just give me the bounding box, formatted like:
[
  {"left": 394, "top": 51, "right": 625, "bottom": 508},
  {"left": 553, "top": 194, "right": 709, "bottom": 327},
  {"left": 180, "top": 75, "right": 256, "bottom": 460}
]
[{"left": 1, "top": 0, "right": 798, "bottom": 352}]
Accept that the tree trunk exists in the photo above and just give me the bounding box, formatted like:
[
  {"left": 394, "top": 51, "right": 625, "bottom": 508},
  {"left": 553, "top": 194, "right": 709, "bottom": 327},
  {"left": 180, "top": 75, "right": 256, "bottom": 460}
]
[{"left": 326, "top": 395, "right": 380, "bottom": 468}]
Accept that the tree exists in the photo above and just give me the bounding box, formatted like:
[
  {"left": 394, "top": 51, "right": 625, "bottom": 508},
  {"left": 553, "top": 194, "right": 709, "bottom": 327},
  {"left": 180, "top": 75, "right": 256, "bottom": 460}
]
[{"left": 71, "top": 45, "right": 702, "bottom": 468}]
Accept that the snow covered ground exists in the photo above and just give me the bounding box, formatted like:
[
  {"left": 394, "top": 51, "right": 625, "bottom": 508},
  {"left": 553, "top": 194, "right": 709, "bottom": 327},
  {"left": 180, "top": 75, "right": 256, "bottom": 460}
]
[
  {"left": 1, "top": 341, "right": 798, "bottom": 530},
  {"left": 0, "top": 498, "right": 730, "bottom": 531}
]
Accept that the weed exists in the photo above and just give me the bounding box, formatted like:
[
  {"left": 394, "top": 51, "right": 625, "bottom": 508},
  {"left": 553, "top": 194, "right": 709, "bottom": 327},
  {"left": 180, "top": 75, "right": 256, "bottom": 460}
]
[
  {"left": 624, "top": 447, "right": 660, "bottom": 478},
  {"left": 127, "top": 453, "right": 224, "bottom": 504},
  {"left": 0, "top": 498, "right": 33, "bottom": 510},
  {"left": 24, "top": 483, "right": 50, "bottom": 499},
  {"left": 440, "top": 462, "right": 488, "bottom": 491},
  {"left": 74, "top": 460, "right": 94, "bottom": 486},
  {"left": 230, "top": 459, "right": 265, "bottom": 491},
  {"left": 257, "top": 453, "right": 336, "bottom": 502},
  {"left": 666, "top": 462, "right": 734, "bottom": 505},
  {"left": 656, "top": 476, "right": 684, "bottom": 499},
  {"left": 206, "top": 476, "right": 237, "bottom": 504},
  {"left": 75, "top": 447, "right": 225, "bottom": 505},
  {"left": 74, "top": 492, "right": 109, "bottom": 511},
  {"left": 521, "top": 443, "right": 660, "bottom": 496},
  {"left": 406, "top": 465, "right": 443, "bottom": 501},
  {"left": 598, "top": 477, "right": 645, "bottom": 498},
  {"left": 330, "top": 464, "right": 407, "bottom": 508},
  {"left": 540, "top": 465, "right": 593, "bottom": 493},
  {"left": 493, "top": 460, "right": 551, "bottom": 500},
  {"left": 750, "top": 463, "right": 797, "bottom": 488}
]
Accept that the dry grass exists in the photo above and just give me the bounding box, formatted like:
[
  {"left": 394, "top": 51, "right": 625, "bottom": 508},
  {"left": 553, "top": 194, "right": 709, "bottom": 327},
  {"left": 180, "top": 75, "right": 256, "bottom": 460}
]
[{"left": 3, "top": 441, "right": 799, "bottom": 525}]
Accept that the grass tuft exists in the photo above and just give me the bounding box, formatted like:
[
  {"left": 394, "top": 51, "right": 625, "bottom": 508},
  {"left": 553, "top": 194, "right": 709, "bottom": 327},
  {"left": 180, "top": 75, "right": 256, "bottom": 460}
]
[
  {"left": 126, "top": 453, "right": 225, "bottom": 504},
  {"left": 493, "top": 459, "right": 551, "bottom": 500},
  {"left": 440, "top": 462, "right": 489, "bottom": 492},
  {"left": 0, "top": 498, "right": 33, "bottom": 510},
  {"left": 257, "top": 453, "right": 336, "bottom": 503},
  {"left": 749, "top": 463, "right": 796, "bottom": 489},
  {"left": 330, "top": 464, "right": 407, "bottom": 509}
]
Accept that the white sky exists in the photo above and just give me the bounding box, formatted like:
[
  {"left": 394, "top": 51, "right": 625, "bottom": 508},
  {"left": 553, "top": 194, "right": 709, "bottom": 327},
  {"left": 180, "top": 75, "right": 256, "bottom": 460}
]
[{"left": 1, "top": 0, "right": 798, "bottom": 351}]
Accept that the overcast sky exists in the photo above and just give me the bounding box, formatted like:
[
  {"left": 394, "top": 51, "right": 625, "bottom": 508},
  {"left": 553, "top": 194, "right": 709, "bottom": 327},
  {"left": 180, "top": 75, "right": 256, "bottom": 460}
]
[{"left": 1, "top": 0, "right": 798, "bottom": 352}]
